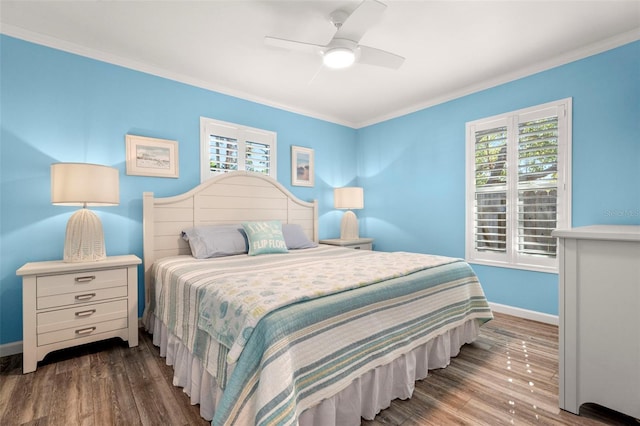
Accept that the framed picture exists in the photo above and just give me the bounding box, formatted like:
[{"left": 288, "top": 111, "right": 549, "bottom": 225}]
[
  {"left": 125, "top": 135, "right": 179, "bottom": 178},
  {"left": 291, "top": 145, "right": 314, "bottom": 187}
]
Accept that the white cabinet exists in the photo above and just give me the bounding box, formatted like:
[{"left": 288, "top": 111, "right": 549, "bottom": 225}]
[
  {"left": 17, "top": 255, "right": 141, "bottom": 373},
  {"left": 552, "top": 225, "right": 640, "bottom": 419}
]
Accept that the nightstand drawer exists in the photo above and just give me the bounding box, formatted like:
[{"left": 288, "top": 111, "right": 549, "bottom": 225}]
[
  {"left": 320, "top": 238, "right": 374, "bottom": 250},
  {"left": 37, "top": 317, "right": 128, "bottom": 346},
  {"left": 349, "top": 243, "right": 372, "bottom": 250},
  {"left": 36, "top": 268, "right": 127, "bottom": 297},
  {"left": 37, "top": 285, "right": 127, "bottom": 310},
  {"left": 37, "top": 299, "right": 128, "bottom": 335}
]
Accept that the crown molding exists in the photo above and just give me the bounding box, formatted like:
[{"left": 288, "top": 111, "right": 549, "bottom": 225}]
[
  {"left": 0, "top": 24, "right": 354, "bottom": 128},
  {"left": 3, "top": 24, "right": 638, "bottom": 130},
  {"left": 355, "top": 28, "right": 640, "bottom": 128}
]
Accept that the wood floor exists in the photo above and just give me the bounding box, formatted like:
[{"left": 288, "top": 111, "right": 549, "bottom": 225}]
[{"left": 1, "top": 312, "right": 637, "bottom": 425}]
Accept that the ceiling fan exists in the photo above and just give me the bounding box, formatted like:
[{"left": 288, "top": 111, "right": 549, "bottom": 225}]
[{"left": 264, "top": 0, "right": 404, "bottom": 70}]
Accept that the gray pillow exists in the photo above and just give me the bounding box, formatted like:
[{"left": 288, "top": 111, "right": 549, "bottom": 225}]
[
  {"left": 181, "top": 225, "right": 248, "bottom": 259},
  {"left": 282, "top": 223, "right": 318, "bottom": 249}
]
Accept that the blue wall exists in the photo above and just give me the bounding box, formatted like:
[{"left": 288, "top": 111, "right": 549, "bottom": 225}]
[
  {"left": 1, "top": 34, "right": 638, "bottom": 346},
  {"left": 0, "top": 35, "right": 355, "bottom": 345},
  {"left": 357, "top": 41, "right": 640, "bottom": 315}
]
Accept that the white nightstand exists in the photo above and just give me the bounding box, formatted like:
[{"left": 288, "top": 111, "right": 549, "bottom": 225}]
[
  {"left": 17, "top": 254, "right": 141, "bottom": 373},
  {"left": 320, "top": 238, "right": 374, "bottom": 250}
]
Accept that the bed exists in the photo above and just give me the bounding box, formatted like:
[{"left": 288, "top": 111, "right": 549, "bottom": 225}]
[{"left": 141, "top": 171, "right": 492, "bottom": 425}]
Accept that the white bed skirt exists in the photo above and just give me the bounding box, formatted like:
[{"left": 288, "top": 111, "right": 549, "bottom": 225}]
[{"left": 146, "top": 315, "right": 480, "bottom": 425}]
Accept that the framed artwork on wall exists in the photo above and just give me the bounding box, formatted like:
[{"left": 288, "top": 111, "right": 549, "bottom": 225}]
[
  {"left": 125, "top": 134, "right": 179, "bottom": 178},
  {"left": 291, "top": 145, "right": 314, "bottom": 187}
]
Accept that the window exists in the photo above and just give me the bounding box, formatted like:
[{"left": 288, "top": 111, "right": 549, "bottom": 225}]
[
  {"left": 200, "top": 117, "right": 277, "bottom": 181},
  {"left": 465, "top": 99, "right": 571, "bottom": 272}
]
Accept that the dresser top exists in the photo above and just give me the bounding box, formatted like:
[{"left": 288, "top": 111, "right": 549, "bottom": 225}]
[
  {"left": 552, "top": 225, "right": 640, "bottom": 241},
  {"left": 17, "top": 254, "right": 141, "bottom": 276}
]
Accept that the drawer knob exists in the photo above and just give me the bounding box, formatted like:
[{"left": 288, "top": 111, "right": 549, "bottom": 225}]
[
  {"left": 75, "top": 275, "right": 96, "bottom": 283},
  {"left": 75, "top": 309, "right": 96, "bottom": 317},
  {"left": 75, "top": 327, "right": 97, "bottom": 335},
  {"left": 75, "top": 293, "right": 96, "bottom": 301}
]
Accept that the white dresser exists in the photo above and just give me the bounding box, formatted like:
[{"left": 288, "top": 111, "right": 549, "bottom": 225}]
[
  {"left": 17, "top": 255, "right": 141, "bottom": 373},
  {"left": 552, "top": 225, "right": 640, "bottom": 419}
]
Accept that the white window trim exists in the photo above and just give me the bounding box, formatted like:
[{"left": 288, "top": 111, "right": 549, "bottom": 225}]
[
  {"left": 200, "top": 117, "right": 277, "bottom": 182},
  {"left": 465, "top": 98, "right": 572, "bottom": 273}
]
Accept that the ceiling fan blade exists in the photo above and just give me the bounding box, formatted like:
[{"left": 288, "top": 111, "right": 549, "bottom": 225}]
[
  {"left": 335, "top": 0, "right": 386, "bottom": 43},
  {"left": 358, "top": 45, "right": 405, "bottom": 69},
  {"left": 264, "top": 36, "right": 323, "bottom": 54}
]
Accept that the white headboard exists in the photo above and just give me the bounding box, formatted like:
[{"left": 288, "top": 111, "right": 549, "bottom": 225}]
[{"left": 142, "top": 171, "right": 318, "bottom": 304}]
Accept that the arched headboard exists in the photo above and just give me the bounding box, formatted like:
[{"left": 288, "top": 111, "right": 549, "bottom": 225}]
[{"left": 142, "top": 171, "right": 318, "bottom": 305}]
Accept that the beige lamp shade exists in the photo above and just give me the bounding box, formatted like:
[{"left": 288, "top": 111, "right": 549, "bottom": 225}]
[
  {"left": 51, "top": 163, "right": 119, "bottom": 206},
  {"left": 334, "top": 187, "right": 364, "bottom": 240},
  {"left": 334, "top": 187, "right": 364, "bottom": 210},
  {"left": 51, "top": 163, "right": 119, "bottom": 262}
]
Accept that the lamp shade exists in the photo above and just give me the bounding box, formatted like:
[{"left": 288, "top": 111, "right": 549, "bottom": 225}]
[
  {"left": 334, "top": 187, "right": 364, "bottom": 210},
  {"left": 51, "top": 163, "right": 119, "bottom": 206},
  {"left": 51, "top": 163, "right": 119, "bottom": 262}
]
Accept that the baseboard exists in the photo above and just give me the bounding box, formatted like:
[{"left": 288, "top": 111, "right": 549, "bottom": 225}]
[
  {"left": 489, "top": 302, "right": 558, "bottom": 326},
  {"left": 0, "top": 341, "right": 22, "bottom": 358}
]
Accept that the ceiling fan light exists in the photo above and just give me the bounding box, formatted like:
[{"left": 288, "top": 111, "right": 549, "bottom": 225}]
[{"left": 323, "top": 47, "right": 355, "bottom": 69}]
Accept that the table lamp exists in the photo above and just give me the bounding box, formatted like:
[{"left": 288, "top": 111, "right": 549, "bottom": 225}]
[
  {"left": 51, "top": 163, "right": 120, "bottom": 262},
  {"left": 334, "top": 187, "right": 364, "bottom": 240}
]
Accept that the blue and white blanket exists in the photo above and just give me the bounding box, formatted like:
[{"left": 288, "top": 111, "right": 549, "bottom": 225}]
[
  {"left": 197, "top": 249, "right": 461, "bottom": 363},
  {"left": 146, "top": 245, "right": 492, "bottom": 425}
]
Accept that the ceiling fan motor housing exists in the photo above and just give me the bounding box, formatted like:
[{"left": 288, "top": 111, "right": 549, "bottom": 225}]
[{"left": 329, "top": 9, "right": 350, "bottom": 29}]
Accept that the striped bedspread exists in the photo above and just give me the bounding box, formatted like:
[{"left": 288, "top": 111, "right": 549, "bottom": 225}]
[
  {"left": 197, "top": 249, "right": 461, "bottom": 363},
  {"left": 147, "top": 246, "right": 492, "bottom": 425}
]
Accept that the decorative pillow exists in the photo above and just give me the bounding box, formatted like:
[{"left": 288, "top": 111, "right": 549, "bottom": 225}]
[
  {"left": 181, "top": 225, "right": 248, "bottom": 259},
  {"left": 282, "top": 223, "right": 318, "bottom": 249},
  {"left": 242, "top": 221, "right": 289, "bottom": 256}
]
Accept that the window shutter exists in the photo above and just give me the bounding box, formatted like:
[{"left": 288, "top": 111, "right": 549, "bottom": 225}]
[
  {"left": 209, "top": 135, "right": 239, "bottom": 173},
  {"left": 466, "top": 98, "right": 571, "bottom": 273},
  {"left": 517, "top": 115, "right": 559, "bottom": 258},
  {"left": 243, "top": 128, "right": 273, "bottom": 176},
  {"left": 200, "top": 118, "right": 277, "bottom": 181},
  {"left": 245, "top": 140, "right": 271, "bottom": 175},
  {"left": 473, "top": 125, "right": 508, "bottom": 253}
]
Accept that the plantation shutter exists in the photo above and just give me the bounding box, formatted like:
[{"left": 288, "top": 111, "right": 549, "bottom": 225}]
[
  {"left": 209, "top": 134, "right": 239, "bottom": 173},
  {"left": 516, "top": 113, "right": 559, "bottom": 258},
  {"left": 200, "top": 118, "right": 277, "bottom": 181},
  {"left": 473, "top": 124, "right": 508, "bottom": 254},
  {"left": 466, "top": 98, "right": 571, "bottom": 272},
  {"left": 244, "top": 129, "right": 273, "bottom": 176}
]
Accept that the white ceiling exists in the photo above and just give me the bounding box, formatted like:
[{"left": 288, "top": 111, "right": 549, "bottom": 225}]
[{"left": 2, "top": 1, "right": 639, "bottom": 128}]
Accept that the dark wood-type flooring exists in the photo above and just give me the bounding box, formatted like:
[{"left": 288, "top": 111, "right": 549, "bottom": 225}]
[{"left": 1, "top": 313, "right": 638, "bottom": 425}]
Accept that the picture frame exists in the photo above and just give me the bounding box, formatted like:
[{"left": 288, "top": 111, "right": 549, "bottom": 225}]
[
  {"left": 125, "top": 134, "right": 179, "bottom": 178},
  {"left": 291, "top": 145, "right": 314, "bottom": 187}
]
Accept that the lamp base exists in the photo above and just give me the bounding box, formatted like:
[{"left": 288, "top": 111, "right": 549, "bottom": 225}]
[
  {"left": 63, "top": 208, "right": 106, "bottom": 262},
  {"left": 340, "top": 210, "right": 359, "bottom": 240}
]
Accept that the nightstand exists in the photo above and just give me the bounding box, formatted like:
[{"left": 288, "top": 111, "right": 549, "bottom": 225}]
[
  {"left": 17, "top": 254, "right": 141, "bottom": 373},
  {"left": 320, "top": 238, "right": 374, "bottom": 250}
]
